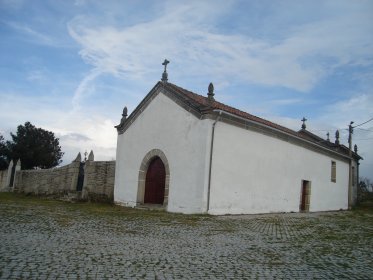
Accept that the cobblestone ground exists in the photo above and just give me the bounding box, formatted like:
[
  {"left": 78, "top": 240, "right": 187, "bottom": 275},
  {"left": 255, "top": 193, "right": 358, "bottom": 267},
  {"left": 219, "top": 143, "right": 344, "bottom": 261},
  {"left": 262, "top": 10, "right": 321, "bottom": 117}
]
[{"left": 0, "top": 194, "right": 372, "bottom": 279}]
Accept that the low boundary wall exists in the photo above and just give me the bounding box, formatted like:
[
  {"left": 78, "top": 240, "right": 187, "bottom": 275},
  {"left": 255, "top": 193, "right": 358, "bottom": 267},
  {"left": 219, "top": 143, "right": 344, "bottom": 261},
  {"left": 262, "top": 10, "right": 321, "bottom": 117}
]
[
  {"left": 82, "top": 160, "right": 115, "bottom": 202},
  {"left": 1, "top": 151, "right": 115, "bottom": 202},
  {"left": 13, "top": 160, "right": 80, "bottom": 196}
]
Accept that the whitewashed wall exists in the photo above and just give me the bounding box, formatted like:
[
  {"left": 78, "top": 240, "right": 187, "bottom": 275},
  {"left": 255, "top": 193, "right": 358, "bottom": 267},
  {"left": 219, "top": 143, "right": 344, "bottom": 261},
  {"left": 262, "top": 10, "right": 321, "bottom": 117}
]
[
  {"left": 114, "top": 91, "right": 212, "bottom": 214},
  {"left": 208, "top": 122, "right": 350, "bottom": 215}
]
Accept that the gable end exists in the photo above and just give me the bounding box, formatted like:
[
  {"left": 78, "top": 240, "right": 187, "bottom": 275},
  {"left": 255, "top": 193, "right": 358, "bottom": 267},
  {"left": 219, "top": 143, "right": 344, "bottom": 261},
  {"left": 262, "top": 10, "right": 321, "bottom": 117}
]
[{"left": 116, "top": 82, "right": 208, "bottom": 135}]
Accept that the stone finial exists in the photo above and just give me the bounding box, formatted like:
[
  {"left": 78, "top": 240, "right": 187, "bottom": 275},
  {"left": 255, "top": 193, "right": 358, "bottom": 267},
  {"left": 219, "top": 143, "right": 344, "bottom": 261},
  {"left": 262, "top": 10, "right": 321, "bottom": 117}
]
[
  {"left": 122, "top": 107, "right": 128, "bottom": 118},
  {"left": 354, "top": 144, "right": 358, "bottom": 153},
  {"left": 88, "top": 150, "right": 94, "bottom": 161},
  {"left": 15, "top": 159, "right": 21, "bottom": 170},
  {"left": 74, "top": 152, "right": 82, "bottom": 162},
  {"left": 118, "top": 106, "right": 128, "bottom": 126},
  {"left": 301, "top": 117, "right": 307, "bottom": 130},
  {"left": 207, "top": 82, "right": 215, "bottom": 101},
  {"left": 335, "top": 130, "right": 340, "bottom": 145},
  {"left": 326, "top": 132, "right": 330, "bottom": 142},
  {"left": 161, "top": 59, "right": 170, "bottom": 83}
]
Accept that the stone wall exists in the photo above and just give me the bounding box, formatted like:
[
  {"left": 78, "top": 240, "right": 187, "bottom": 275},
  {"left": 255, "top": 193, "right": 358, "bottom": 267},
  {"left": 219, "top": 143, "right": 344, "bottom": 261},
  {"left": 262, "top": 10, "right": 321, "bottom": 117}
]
[
  {"left": 3, "top": 151, "right": 116, "bottom": 202},
  {"left": 13, "top": 157, "right": 81, "bottom": 196},
  {"left": 0, "top": 159, "right": 21, "bottom": 192},
  {"left": 82, "top": 159, "right": 115, "bottom": 202},
  {"left": 0, "top": 169, "right": 8, "bottom": 191}
]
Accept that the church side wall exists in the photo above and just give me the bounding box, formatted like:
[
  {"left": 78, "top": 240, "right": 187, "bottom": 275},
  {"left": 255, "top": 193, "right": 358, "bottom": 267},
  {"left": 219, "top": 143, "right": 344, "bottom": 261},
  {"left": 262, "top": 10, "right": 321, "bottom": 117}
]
[
  {"left": 114, "top": 91, "right": 212, "bottom": 214},
  {"left": 209, "top": 122, "right": 350, "bottom": 215}
]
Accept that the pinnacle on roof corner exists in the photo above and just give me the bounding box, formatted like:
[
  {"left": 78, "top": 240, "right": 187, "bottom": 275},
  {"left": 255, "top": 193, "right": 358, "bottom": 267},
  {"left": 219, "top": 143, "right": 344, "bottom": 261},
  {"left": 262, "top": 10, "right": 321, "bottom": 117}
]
[
  {"left": 335, "top": 130, "right": 340, "bottom": 145},
  {"left": 207, "top": 82, "right": 215, "bottom": 101}
]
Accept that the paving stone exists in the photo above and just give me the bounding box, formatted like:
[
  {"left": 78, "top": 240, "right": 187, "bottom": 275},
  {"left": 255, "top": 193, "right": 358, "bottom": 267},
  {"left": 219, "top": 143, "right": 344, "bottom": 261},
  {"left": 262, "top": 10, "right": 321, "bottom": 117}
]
[{"left": 0, "top": 201, "right": 372, "bottom": 279}]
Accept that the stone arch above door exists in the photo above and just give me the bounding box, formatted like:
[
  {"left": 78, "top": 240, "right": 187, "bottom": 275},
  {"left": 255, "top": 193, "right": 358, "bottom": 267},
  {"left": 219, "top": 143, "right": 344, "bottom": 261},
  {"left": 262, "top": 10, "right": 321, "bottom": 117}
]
[{"left": 137, "top": 149, "right": 170, "bottom": 207}]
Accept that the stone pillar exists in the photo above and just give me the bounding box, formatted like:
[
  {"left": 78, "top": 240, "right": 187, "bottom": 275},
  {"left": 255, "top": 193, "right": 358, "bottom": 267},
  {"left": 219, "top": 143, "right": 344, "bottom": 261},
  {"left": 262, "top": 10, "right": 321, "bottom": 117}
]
[
  {"left": 74, "top": 152, "right": 82, "bottom": 162},
  {"left": 12, "top": 159, "right": 21, "bottom": 189},
  {"left": 6, "top": 160, "right": 14, "bottom": 188},
  {"left": 70, "top": 153, "right": 82, "bottom": 191},
  {"left": 88, "top": 150, "right": 94, "bottom": 161}
]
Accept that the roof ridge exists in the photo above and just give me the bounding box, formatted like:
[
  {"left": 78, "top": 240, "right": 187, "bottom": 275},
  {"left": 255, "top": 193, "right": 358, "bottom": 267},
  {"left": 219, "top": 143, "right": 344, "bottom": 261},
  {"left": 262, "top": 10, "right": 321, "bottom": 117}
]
[{"left": 165, "top": 82, "right": 299, "bottom": 136}]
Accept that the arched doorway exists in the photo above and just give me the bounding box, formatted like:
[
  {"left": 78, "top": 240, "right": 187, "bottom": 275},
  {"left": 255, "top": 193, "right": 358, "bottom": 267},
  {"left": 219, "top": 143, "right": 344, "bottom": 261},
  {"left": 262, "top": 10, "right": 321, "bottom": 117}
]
[
  {"left": 144, "top": 157, "right": 166, "bottom": 204},
  {"left": 137, "top": 149, "right": 170, "bottom": 207}
]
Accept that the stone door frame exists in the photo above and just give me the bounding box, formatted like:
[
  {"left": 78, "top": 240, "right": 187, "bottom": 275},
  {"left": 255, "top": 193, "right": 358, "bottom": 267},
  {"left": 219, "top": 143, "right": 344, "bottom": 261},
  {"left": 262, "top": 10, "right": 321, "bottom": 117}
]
[{"left": 137, "top": 149, "right": 170, "bottom": 208}]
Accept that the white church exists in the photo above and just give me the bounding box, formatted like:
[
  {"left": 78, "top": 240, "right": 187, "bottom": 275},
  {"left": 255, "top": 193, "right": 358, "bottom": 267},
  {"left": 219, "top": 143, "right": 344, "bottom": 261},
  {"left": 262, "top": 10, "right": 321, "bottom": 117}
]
[{"left": 114, "top": 61, "right": 361, "bottom": 215}]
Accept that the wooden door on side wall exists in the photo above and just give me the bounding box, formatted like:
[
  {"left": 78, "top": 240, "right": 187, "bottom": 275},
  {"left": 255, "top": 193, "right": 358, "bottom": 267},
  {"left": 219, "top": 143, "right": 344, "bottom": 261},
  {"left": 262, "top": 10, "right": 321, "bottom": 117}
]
[
  {"left": 300, "top": 180, "right": 311, "bottom": 212},
  {"left": 144, "top": 157, "right": 166, "bottom": 204}
]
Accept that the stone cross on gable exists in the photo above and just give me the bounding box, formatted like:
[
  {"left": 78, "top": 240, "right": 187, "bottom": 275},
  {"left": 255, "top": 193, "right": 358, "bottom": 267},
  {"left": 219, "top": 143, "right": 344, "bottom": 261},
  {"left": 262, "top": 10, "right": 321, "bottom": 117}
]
[
  {"left": 301, "top": 117, "right": 307, "bottom": 130},
  {"left": 161, "top": 59, "right": 170, "bottom": 82},
  {"left": 162, "top": 59, "right": 169, "bottom": 70}
]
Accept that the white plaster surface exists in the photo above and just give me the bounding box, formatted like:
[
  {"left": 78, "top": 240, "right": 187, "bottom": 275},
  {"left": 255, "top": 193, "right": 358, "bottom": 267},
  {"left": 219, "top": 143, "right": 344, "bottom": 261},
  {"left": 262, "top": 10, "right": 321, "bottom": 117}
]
[
  {"left": 114, "top": 91, "right": 212, "bottom": 214},
  {"left": 208, "top": 122, "right": 350, "bottom": 215}
]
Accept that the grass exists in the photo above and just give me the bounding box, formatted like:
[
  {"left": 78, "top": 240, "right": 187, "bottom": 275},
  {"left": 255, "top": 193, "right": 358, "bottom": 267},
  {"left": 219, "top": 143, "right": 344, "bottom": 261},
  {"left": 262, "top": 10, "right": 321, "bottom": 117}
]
[
  {"left": 0, "top": 192, "right": 212, "bottom": 226},
  {"left": 1, "top": 192, "right": 372, "bottom": 234}
]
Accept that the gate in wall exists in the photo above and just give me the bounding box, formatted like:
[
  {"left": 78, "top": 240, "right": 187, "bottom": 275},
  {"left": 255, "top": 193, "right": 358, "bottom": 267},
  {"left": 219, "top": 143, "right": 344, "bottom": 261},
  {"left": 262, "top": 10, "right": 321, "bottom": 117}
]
[{"left": 76, "top": 162, "right": 85, "bottom": 191}]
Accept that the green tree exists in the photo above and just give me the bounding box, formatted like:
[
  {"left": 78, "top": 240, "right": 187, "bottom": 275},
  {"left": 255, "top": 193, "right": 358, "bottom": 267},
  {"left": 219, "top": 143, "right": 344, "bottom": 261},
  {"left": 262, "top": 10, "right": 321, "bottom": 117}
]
[
  {"left": 7, "top": 122, "right": 64, "bottom": 169},
  {"left": 0, "top": 133, "right": 8, "bottom": 170}
]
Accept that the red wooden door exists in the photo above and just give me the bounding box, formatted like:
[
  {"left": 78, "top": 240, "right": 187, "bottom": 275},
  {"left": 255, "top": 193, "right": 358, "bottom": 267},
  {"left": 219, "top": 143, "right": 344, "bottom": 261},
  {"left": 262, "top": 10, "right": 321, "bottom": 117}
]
[{"left": 144, "top": 157, "right": 166, "bottom": 204}]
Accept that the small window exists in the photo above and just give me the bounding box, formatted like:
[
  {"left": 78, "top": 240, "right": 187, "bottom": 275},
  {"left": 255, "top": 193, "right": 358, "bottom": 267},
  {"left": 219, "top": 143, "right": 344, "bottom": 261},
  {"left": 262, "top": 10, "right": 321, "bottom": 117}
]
[
  {"left": 352, "top": 166, "right": 355, "bottom": 186},
  {"left": 331, "top": 161, "right": 336, "bottom": 183}
]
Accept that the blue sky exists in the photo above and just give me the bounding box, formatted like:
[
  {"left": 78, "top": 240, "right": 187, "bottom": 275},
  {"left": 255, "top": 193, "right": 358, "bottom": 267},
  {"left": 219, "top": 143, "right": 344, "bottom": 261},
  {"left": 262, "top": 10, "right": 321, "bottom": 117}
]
[{"left": 0, "top": 0, "right": 372, "bottom": 180}]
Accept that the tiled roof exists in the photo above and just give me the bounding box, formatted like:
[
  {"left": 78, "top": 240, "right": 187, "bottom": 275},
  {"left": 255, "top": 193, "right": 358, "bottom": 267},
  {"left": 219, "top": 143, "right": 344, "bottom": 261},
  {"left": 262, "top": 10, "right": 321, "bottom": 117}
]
[
  {"left": 163, "top": 82, "right": 362, "bottom": 160},
  {"left": 164, "top": 82, "right": 302, "bottom": 137}
]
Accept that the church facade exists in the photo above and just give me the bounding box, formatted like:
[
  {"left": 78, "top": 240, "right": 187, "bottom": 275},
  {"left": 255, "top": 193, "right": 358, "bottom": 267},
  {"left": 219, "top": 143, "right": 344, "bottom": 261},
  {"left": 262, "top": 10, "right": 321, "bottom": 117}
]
[{"left": 114, "top": 79, "right": 361, "bottom": 215}]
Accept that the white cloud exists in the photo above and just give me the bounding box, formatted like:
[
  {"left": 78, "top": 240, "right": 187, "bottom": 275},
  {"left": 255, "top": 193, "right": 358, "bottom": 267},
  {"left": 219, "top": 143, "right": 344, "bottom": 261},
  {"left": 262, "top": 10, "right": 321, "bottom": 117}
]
[
  {"left": 26, "top": 70, "right": 46, "bottom": 83},
  {"left": 71, "top": 68, "right": 102, "bottom": 110},
  {"left": 319, "top": 94, "right": 373, "bottom": 129},
  {"left": 0, "top": 91, "right": 117, "bottom": 165},
  {"left": 66, "top": 1, "right": 373, "bottom": 93}
]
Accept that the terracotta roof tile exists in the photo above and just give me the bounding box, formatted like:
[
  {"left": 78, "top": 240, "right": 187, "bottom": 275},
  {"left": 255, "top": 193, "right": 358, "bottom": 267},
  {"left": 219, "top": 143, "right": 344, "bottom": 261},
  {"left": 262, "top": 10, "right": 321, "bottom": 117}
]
[
  {"left": 165, "top": 82, "right": 298, "bottom": 136},
  {"left": 163, "top": 82, "right": 361, "bottom": 160}
]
